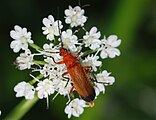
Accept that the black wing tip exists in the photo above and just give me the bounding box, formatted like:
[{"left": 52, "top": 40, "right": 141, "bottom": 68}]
[{"left": 81, "top": 89, "right": 96, "bottom": 102}]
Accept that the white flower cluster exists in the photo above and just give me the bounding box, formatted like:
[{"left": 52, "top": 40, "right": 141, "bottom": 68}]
[{"left": 10, "top": 5, "right": 121, "bottom": 118}]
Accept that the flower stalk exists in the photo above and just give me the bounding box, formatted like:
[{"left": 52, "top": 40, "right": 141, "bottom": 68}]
[
  {"left": 29, "top": 74, "right": 44, "bottom": 85},
  {"left": 81, "top": 49, "right": 99, "bottom": 57},
  {"left": 29, "top": 43, "right": 43, "bottom": 51},
  {"left": 33, "top": 60, "right": 47, "bottom": 66},
  {"left": 4, "top": 96, "right": 38, "bottom": 120}
]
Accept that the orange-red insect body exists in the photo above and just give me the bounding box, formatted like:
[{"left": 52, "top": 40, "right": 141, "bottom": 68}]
[{"left": 56, "top": 48, "right": 95, "bottom": 107}]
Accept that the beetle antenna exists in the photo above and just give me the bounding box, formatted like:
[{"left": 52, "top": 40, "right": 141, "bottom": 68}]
[
  {"left": 78, "top": 0, "right": 81, "bottom": 6},
  {"left": 57, "top": 7, "right": 63, "bottom": 48},
  {"left": 78, "top": 0, "right": 90, "bottom": 8}
]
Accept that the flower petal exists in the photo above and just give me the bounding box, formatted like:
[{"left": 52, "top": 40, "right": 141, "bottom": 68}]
[
  {"left": 10, "top": 31, "right": 20, "bottom": 39},
  {"left": 107, "top": 47, "right": 120, "bottom": 58},
  {"left": 43, "top": 18, "right": 51, "bottom": 27},
  {"left": 100, "top": 50, "right": 108, "bottom": 59}
]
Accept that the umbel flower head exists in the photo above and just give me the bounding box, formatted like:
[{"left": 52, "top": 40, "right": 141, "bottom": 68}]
[{"left": 10, "top": 5, "right": 121, "bottom": 118}]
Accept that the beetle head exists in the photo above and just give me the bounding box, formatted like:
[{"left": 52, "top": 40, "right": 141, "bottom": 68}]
[{"left": 60, "top": 48, "right": 68, "bottom": 57}]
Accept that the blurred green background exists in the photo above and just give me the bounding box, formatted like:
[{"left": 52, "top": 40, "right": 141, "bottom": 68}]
[{"left": 0, "top": 0, "right": 156, "bottom": 120}]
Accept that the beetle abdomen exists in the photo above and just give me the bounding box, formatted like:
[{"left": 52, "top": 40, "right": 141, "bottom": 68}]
[
  {"left": 81, "top": 88, "right": 95, "bottom": 102},
  {"left": 67, "top": 62, "right": 96, "bottom": 102}
]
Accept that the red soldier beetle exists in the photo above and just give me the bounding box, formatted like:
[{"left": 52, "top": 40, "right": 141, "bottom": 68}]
[{"left": 52, "top": 47, "right": 96, "bottom": 107}]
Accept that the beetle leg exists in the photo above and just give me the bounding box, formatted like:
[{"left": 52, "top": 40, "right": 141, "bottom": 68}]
[
  {"left": 90, "top": 72, "right": 98, "bottom": 82},
  {"left": 83, "top": 66, "right": 92, "bottom": 76},
  {"left": 83, "top": 68, "right": 110, "bottom": 85},
  {"left": 69, "top": 86, "right": 75, "bottom": 95},
  {"left": 87, "top": 72, "right": 109, "bottom": 85},
  {"left": 83, "top": 66, "right": 92, "bottom": 71},
  {"left": 83, "top": 66, "right": 92, "bottom": 69},
  {"left": 51, "top": 57, "right": 64, "bottom": 64},
  {"left": 83, "top": 66, "right": 98, "bottom": 83},
  {"left": 86, "top": 101, "right": 94, "bottom": 107},
  {"left": 74, "top": 52, "right": 81, "bottom": 59},
  {"left": 62, "top": 72, "right": 75, "bottom": 95},
  {"left": 62, "top": 71, "right": 69, "bottom": 78},
  {"left": 62, "top": 72, "right": 71, "bottom": 87}
]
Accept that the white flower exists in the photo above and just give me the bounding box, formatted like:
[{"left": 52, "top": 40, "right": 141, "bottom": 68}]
[
  {"left": 36, "top": 79, "right": 55, "bottom": 99},
  {"left": 61, "top": 29, "right": 78, "bottom": 52},
  {"left": 96, "top": 70, "right": 115, "bottom": 86},
  {"left": 15, "top": 49, "right": 34, "bottom": 70},
  {"left": 65, "top": 98, "right": 86, "bottom": 118},
  {"left": 65, "top": 6, "right": 87, "bottom": 27},
  {"left": 10, "top": 25, "right": 33, "bottom": 53},
  {"left": 100, "top": 35, "right": 121, "bottom": 59},
  {"left": 0, "top": 110, "right": 1, "bottom": 116},
  {"left": 42, "top": 43, "right": 61, "bottom": 60},
  {"left": 50, "top": 64, "right": 66, "bottom": 80},
  {"left": 40, "top": 64, "right": 54, "bottom": 78},
  {"left": 94, "top": 83, "right": 105, "bottom": 97},
  {"left": 56, "top": 80, "right": 72, "bottom": 96},
  {"left": 14, "top": 81, "right": 35, "bottom": 99},
  {"left": 82, "top": 54, "right": 102, "bottom": 71},
  {"left": 83, "top": 27, "right": 101, "bottom": 50},
  {"left": 42, "top": 15, "right": 63, "bottom": 41}
]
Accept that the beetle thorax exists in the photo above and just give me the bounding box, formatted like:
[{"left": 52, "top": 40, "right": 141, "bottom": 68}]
[{"left": 63, "top": 54, "right": 77, "bottom": 68}]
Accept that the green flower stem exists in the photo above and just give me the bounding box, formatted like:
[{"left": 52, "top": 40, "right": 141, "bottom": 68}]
[
  {"left": 4, "top": 74, "right": 43, "bottom": 120},
  {"left": 33, "top": 60, "right": 47, "bottom": 65},
  {"left": 29, "top": 43, "right": 43, "bottom": 51},
  {"left": 54, "top": 38, "right": 59, "bottom": 46},
  {"left": 82, "top": 49, "right": 99, "bottom": 57},
  {"left": 4, "top": 96, "right": 39, "bottom": 120},
  {"left": 29, "top": 74, "right": 44, "bottom": 85}
]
